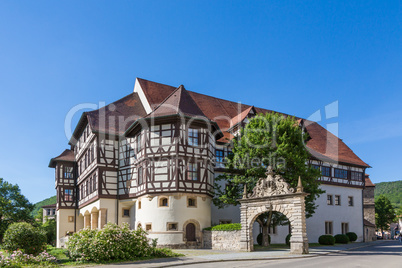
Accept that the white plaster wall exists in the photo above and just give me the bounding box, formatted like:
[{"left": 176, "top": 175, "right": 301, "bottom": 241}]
[
  {"left": 135, "top": 194, "right": 211, "bottom": 245},
  {"left": 56, "top": 209, "right": 76, "bottom": 248},
  {"left": 306, "top": 184, "right": 364, "bottom": 243},
  {"left": 211, "top": 172, "right": 241, "bottom": 225},
  {"left": 78, "top": 198, "right": 118, "bottom": 225}
]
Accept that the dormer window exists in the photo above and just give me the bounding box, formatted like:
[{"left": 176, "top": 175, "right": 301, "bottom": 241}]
[{"left": 188, "top": 128, "right": 199, "bottom": 146}]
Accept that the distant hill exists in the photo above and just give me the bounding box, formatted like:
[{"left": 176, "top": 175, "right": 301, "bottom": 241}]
[
  {"left": 31, "top": 195, "right": 57, "bottom": 217},
  {"left": 374, "top": 180, "right": 402, "bottom": 209}
]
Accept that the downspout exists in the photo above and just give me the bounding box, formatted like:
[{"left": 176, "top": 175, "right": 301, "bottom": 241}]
[{"left": 116, "top": 138, "right": 121, "bottom": 225}]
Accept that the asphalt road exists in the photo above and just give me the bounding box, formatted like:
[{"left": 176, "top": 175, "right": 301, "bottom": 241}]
[{"left": 182, "top": 241, "right": 402, "bottom": 268}]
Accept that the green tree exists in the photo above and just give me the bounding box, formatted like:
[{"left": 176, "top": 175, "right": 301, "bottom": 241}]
[
  {"left": 213, "top": 113, "right": 324, "bottom": 218},
  {"left": 0, "top": 178, "right": 34, "bottom": 241},
  {"left": 375, "top": 195, "right": 396, "bottom": 232}
]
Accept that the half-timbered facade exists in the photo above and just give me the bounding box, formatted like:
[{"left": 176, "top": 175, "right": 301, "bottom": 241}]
[{"left": 49, "top": 78, "right": 370, "bottom": 247}]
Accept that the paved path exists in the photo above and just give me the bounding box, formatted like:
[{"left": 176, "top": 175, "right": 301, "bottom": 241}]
[{"left": 99, "top": 240, "right": 396, "bottom": 268}]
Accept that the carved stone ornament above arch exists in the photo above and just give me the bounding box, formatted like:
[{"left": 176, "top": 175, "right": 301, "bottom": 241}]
[{"left": 247, "top": 166, "right": 295, "bottom": 198}]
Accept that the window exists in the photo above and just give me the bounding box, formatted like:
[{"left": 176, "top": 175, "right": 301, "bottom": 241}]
[
  {"left": 64, "top": 166, "right": 74, "bottom": 179},
  {"left": 322, "top": 166, "right": 331, "bottom": 177},
  {"left": 68, "top": 216, "right": 74, "bottom": 222},
  {"left": 138, "top": 201, "right": 142, "bottom": 209},
  {"left": 137, "top": 223, "right": 142, "bottom": 229},
  {"left": 216, "top": 150, "right": 224, "bottom": 166},
  {"left": 327, "top": 195, "right": 333, "bottom": 205},
  {"left": 138, "top": 167, "right": 143, "bottom": 185},
  {"left": 334, "top": 168, "right": 348, "bottom": 179},
  {"left": 46, "top": 209, "right": 51, "bottom": 216},
  {"left": 188, "top": 198, "right": 196, "bottom": 207},
  {"left": 167, "top": 223, "right": 178, "bottom": 231},
  {"left": 160, "top": 197, "right": 168, "bottom": 207},
  {"left": 335, "top": 195, "right": 341, "bottom": 206},
  {"left": 89, "top": 177, "right": 93, "bottom": 194},
  {"left": 348, "top": 196, "right": 354, "bottom": 206},
  {"left": 325, "top": 221, "right": 333, "bottom": 235},
  {"left": 93, "top": 174, "right": 97, "bottom": 191},
  {"left": 312, "top": 164, "right": 320, "bottom": 170},
  {"left": 145, "top": 224, "right": 152, "bottom": 232},
  {"left": 351, "top": 171, "right": 362, "bottom": 181},
  {"left": 64, "top": 189, "right": 73, "bottom": 202},
  {"left": 136, "top": 134, "right": 142, "bottom": 153},
  {"left": 188, "top": 128, "right": 199, "bottom": 146},
  {"left": 123, "top": 209, "right": 130, "bottom": 217},
  {"left": 52, "top": 209, "right": 56, "bottom": 215},
  {"left": 187, "top": 162, "right": 199, "bottom": 181},
  {"left": 342, "top": 223, "right": 349, "bottom": 234},
  {"left": 219, "top": 220, "right": 232, "bottom": 224}
]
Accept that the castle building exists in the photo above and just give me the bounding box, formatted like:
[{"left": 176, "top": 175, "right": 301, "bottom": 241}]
[
  {"left": 49, "top": 78, "right": 370, "bottom": 248},
  {"left": 363, "top": 174, "right": 376, "bottom": 241}
]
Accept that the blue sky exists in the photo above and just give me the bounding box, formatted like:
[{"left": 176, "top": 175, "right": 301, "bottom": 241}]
[{"left": 0, "top": 1, "right": 401, "bottom": 203}]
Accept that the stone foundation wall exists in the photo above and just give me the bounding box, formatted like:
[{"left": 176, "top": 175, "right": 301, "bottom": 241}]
[{"left": 203, "top": 230, "right": 241, "bottom": 250}]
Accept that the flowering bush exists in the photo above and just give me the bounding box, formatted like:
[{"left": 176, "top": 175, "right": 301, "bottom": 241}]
[
  {"left": 67, "top": 223, "right": 177, "bottom": 262},
  {"left": 0, "top": 250, "right": 57, "bottom": 267},
  {"left": 2, "top": 222, "right": 47, "bottom": 255}
]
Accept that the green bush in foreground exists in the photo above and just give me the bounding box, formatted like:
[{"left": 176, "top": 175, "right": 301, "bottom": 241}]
[
  {"left": 256, "top": 233, "right": 271, "bottom": 246},
  {"left": 318, "top": 235, "right": 335, "bottom": 245},
  {"left": 334, "top": 234, "right": 350, "bottom": 244},
  {"left": 2, "top": 222, "right": 47, "bottom": 255},
  {"left": 286, "top": 234, "right": 292, "bottom": 246},
  {"left": 66, "top": 223, "right": 178, "bottom": 263},
  {"left": 346, "top": 232, "right": 357, "bottom": 242}
]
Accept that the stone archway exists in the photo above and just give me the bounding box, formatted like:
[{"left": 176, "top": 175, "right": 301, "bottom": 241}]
[{"left": 239, "top": 166, "right": 309, "bottom": 254}]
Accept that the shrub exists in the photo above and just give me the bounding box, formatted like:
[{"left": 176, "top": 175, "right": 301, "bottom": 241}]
[
  {"left": 210, "top": 223, "right": 241, "bottom": 231},
  {"left": 318, "top": 235, "right": 335, "bottom": 245},
  {"left": 256, "top": 233, "right": 271, "bottom": 246},
  {"left": 3, "top": 222, "right": 47, "bottom": 255},
  {"left": 286, "top": 234, "right": 292, "bottom": 246},
  {"left": 41, "top": 219, "right": 57, "bottom": 246},
  {"left": 67, "top": 223, "right": 178, "bottom": 262},
  {"left": 334, "top": 234, "right": 350, "bottom": 244},
  {"left": 0, "top": 249, "right": 57, "bottom": 266},
  {"left": 346, "top": 232, "right": 357, "bottom": 242}
]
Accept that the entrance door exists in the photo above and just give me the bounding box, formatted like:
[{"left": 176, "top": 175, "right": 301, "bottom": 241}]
[{"left": 186, "top": 223, "right": 196, "bottom": 241}]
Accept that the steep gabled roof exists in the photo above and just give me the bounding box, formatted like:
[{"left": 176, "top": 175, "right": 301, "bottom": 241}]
[
  {"left": 365, "top": 174, "right": 375, "bottom": 187},
  {"left": 137, "top": 78, "right": 177, "bottom": 110},
  {"left": 48, "top": 149, "right": 75, "bottom": 168},
  {"left": 137, "top": 78, "right": 370, "bottom": 168},
  {"left": 69, "top": 92, "right": 147, "bottom": 145},
  {"left": 229, "top": 106, "right": 255, "bottom": 129},
  {"left": 146, "top": 85, "right": 206, "bottom": 118}
]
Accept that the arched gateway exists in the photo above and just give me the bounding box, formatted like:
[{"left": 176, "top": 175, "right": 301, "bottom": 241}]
[{"left": 239, "top": 166, "right": 309, "bottom": 254}]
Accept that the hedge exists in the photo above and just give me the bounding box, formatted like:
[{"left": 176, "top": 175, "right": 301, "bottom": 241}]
[
  {"left": 334, "top": 234, "right": 350, "bottom": 244},
  {"left": 204, "top": 223, "right": 242, "bottom": 231},
  {"left": 346, "top": 232, "right": 357, "bottom": 242},
  {"left": 286, "top": 234, "right": 292, "bottom": 246},
  {"left": 318, "top": 235, "right": 335, "bottom": 245}
]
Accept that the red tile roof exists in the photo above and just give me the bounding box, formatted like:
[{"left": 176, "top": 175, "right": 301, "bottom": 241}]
[
  {"left": 48, "top": 149, "right": 75, "bottom": 167},
  {"left": 230, "top": 106, "right": 254, "bottom": 129},
  {"left": 146, "top": 85, "right": 207, "bottom": 118},
  {"left": 365, "top": 174, "right": 375, "bottom": 187},
  {"left": 138, "top": 79, "right": 370, "bottom": 167},
  {"left": 363, "top": 219, "right": 376, "bottom": 228}
]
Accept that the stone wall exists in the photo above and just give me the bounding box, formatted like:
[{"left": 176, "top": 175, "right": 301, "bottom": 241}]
[{"left": 203, "top": 230, "right": 241, "bottom": 250}]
